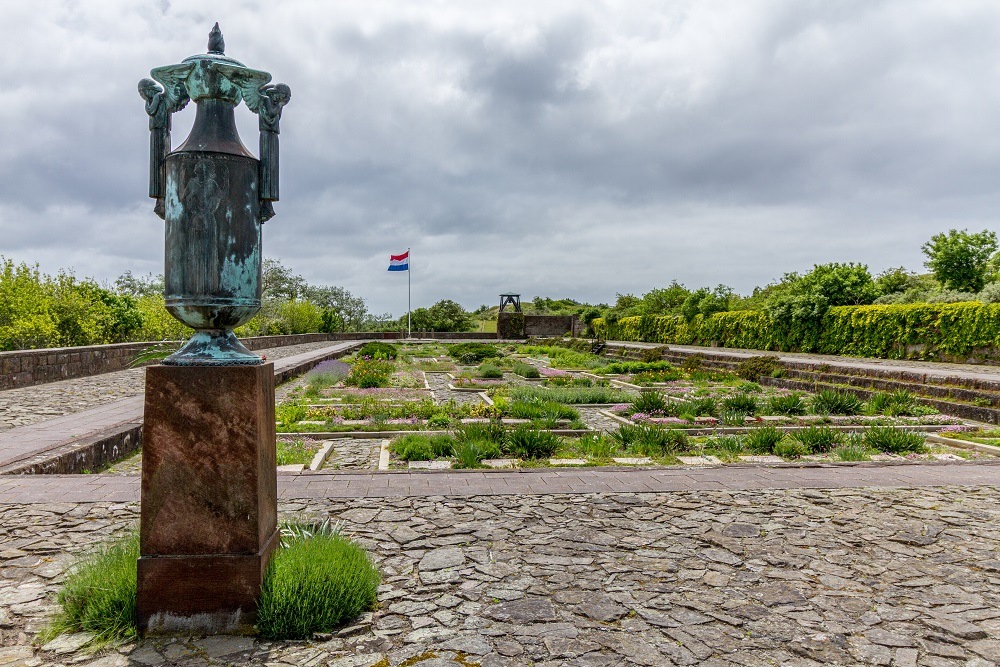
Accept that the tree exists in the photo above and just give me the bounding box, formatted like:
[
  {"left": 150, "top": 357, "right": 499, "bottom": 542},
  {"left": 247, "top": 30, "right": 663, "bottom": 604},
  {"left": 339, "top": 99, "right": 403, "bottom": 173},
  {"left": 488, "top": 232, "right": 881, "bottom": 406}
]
[
  {"left": 114, "top": 271, "right": 164, "bottom": 298},
  {"left": 304, "top": 284, "right": 370, "bottom": 332},
  {"left": 262, "top": 258, "right": 307, "bottom": 300},
  {"left": 921, "top": 229, "right": 998, "bottom": 293},
  {"left": 641, "top": 281, "right": 690, "bottom": 315},
  {"left": 873, "top": 267, "right": 916, "bottom": 297},
  {"left": 679, "top": 285, "right": 734, "bottom": 322},
  {"left": 407, "top": 299, "right": 474, "bottom": 332},
  {"left": 766, "top": 263, "right": 876, "bottom": 350}
]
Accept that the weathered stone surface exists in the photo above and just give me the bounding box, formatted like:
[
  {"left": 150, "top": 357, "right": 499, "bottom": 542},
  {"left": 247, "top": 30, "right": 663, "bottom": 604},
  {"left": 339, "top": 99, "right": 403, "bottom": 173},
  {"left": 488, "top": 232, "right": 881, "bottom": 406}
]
[
  {"left": 7, "top": 484, "right": 1000, "bottom": 665},
  {"left": 192, "top": 635, "right": 254, "bottom": 658},
  {"left": 419, "top": 547, "right": 465, "bottom": 571},
  {"left": 439, "top": 633, "right": 492, "bottom": 655},
  {"left": 578, "top": 595, "right": 628, "bottom": 622},
  {"left": 722, "top": 522, "right": 761, "bottom": 538},
  {"left": 865, "top": 628, "right": 917, "bottom": 647},
  {"left": 483, "top": 598, "right": 557, "bottom": 623},
  {"left": 0, "top": 647, "right": 34, "bottom": 665},
  {"left": 40, "top": 632, "right": 93, "bottom": 654},
  {"left": 923, "top": 615, "right": 989, "bottom": 640}
]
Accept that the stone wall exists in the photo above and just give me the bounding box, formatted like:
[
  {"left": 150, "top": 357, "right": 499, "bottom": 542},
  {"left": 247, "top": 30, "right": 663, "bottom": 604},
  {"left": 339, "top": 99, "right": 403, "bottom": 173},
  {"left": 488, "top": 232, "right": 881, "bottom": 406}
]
[
  {"left": 0, "top": 331, "right": 500, "bottom": 390},
  {"left": 524, "top": 315, "right": 580, "bottom": 337}
]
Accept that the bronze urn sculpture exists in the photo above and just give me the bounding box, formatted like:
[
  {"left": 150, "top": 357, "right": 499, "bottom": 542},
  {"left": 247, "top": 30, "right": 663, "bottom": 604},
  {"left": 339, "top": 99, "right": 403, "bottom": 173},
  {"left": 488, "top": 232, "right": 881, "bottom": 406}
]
[{"left": 139, "top": 23, "right": 290, "bottom": 365}]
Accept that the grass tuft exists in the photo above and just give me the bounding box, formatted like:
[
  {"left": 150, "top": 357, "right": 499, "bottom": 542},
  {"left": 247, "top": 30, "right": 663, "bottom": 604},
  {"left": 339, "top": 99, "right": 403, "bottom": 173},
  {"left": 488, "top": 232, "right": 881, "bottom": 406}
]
[
  {"left": 39, "top": 530, "right": 139, "bottom": 648},
  {"left": 258, "top": 524, "right": 380, "bottom": 640}
]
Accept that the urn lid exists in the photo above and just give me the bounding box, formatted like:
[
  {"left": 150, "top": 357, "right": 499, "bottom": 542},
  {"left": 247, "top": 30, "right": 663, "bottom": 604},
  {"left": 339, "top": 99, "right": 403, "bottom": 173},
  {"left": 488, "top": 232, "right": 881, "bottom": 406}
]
[{"left": 150, "top": 23, "right": 272, "bottom": 108}]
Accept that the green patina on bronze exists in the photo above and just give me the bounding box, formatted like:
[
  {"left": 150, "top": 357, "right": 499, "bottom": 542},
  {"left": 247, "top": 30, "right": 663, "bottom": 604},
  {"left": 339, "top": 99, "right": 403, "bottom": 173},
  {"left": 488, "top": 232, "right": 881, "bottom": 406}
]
[{"left": 139, "top": 23, "right": 291, "bottom": 365}]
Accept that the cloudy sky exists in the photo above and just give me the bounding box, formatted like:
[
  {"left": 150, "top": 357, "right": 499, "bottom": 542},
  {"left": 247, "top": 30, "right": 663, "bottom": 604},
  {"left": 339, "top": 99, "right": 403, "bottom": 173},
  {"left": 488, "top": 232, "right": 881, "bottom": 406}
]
[{"left": 2, "top": 1, "right": 999, "bottom": 316}]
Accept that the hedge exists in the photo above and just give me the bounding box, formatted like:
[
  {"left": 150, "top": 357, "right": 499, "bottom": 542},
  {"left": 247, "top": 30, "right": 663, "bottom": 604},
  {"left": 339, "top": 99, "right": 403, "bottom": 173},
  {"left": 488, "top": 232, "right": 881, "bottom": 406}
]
[{"left": 593, "top": 302, "right": 1000, "bottom": 361}]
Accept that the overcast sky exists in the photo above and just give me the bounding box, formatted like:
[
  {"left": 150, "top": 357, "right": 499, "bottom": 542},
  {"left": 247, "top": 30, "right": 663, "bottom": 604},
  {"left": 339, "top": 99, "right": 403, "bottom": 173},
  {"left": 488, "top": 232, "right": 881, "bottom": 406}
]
[{"left": 2, "top": 1, "right": 999, "bottom": 316}]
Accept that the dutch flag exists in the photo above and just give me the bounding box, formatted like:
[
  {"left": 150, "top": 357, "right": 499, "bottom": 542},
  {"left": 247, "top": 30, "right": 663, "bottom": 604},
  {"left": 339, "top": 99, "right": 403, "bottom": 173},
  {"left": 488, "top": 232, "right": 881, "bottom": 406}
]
[{"left": 388, "top": 250, "right": 409, "bottom": 271}]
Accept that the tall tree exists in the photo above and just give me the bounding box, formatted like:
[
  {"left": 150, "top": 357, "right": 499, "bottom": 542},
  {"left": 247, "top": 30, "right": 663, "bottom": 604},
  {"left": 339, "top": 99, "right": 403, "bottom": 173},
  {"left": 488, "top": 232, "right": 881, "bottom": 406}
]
[{"left": 921, "top": 229, "right": 998, "bottom": 293}]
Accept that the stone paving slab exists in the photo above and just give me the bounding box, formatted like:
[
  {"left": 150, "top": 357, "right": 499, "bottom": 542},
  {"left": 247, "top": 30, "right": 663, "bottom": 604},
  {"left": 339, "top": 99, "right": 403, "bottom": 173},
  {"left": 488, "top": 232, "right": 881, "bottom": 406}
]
[
  {"left": 5, "top": 484, "right": 1000, "bottom": 666},
  {"left": 2, "top": 461, "right": 1000, "bottom": 504}
]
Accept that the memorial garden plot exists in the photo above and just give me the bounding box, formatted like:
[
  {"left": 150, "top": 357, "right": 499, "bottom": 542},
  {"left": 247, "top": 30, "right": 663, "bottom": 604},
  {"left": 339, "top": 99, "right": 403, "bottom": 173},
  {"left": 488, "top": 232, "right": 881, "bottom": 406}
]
[{"left": 270, "top": 342, "right": 995, "bottom": 471}]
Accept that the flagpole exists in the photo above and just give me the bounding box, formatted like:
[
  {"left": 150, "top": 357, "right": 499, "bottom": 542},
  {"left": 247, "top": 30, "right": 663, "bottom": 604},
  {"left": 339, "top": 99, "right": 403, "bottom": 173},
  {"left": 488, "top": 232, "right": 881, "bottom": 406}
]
[{"left": 407, "top": 247, "right": 411, "bottom": 338}]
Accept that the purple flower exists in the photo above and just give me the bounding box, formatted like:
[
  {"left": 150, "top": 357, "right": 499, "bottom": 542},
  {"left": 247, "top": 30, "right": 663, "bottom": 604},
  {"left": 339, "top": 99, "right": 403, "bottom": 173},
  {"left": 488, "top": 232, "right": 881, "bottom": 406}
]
[
  {"left": 539, "top": 367, "right": 571, "bottom": 377},
  {"left": 939, "top": 424, "right": 975, "bottom": 433}
]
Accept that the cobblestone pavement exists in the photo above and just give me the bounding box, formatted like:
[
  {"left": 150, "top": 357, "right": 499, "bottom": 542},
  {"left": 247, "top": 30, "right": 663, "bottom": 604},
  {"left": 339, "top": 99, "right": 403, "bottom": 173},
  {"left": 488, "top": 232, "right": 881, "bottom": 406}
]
[
  {"left": 319, "top": 437, "right": 383, "bottom": 470},
  {"left": 0, "top": 341, "right": 342, "bottom": 432},
  {"left": 5, "top": 484, "right": 1000, "bottom": 666},
  {"left": 576, "top": 407, "right": 622, "bottom": 433},
  {"left": 426, "top": 372, "right": 485, "bottom": 407}
]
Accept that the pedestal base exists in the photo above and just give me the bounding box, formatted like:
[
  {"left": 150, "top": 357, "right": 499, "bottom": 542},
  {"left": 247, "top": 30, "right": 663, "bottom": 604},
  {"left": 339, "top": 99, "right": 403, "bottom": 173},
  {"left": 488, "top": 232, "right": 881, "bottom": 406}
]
[
  {"left": 137, "top": 531, "right": 278, "bottom": 634},
  {"left": 137, "top": 363, "right": 277, "bottom": 635}
]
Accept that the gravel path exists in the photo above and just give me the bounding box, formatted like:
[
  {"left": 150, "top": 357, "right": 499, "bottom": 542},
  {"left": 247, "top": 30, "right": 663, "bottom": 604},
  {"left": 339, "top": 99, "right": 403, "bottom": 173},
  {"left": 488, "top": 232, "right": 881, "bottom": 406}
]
[{"left": 5, "top": 484, "right": 1000, "bottom": 665}]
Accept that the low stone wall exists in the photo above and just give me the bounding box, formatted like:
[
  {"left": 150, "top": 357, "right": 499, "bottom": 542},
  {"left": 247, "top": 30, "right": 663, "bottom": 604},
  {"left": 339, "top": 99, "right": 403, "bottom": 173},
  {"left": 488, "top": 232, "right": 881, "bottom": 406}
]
[
  {"left": 0, "top": 331, "right": 502, "bottom": 390},
  {"left": 497, "top": 314, "right": 580, "bottom": 338},
  {"left": 525, "top": 315, "right": 580, "bottom": 337}
]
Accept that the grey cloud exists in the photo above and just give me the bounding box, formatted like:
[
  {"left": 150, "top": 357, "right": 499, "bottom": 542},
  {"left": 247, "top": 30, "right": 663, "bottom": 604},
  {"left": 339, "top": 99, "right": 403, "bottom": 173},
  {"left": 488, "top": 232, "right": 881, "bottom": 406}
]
[{"left": 2, "top": 1, "right": 999, "bottom": 314}]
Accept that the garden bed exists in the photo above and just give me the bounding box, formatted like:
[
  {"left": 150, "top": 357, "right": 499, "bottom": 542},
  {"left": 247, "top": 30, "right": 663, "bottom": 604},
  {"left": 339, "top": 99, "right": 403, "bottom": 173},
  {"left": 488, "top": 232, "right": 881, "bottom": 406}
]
[{"left": 271, "top": 342, "right": 997, "bottom": 472}]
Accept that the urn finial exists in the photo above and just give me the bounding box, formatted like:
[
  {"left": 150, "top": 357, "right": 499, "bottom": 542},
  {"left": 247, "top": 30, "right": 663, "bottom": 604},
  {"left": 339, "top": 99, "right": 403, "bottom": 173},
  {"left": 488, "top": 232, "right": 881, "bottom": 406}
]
[{"left": 208, "top": 22, "right": 225, "bottom": 54}]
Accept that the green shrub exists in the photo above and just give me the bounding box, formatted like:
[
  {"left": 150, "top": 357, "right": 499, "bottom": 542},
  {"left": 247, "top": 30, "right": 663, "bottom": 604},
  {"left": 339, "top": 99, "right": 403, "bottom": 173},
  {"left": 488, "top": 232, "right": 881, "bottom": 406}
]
[
  {"left": 722, "top": 393, "right": 758, "bottom": 416},
  {"left": 518, "top": 345, "right": 605, "bottom": 369},
  {"left": 258, "top": 524, "right": 380, "bottom": 639},
  {"left": 478, "top": 362, "right": 504, "bottom": 379},
  {"left": 346, "top": 358, "right": 395, "bottom": 388},
  {"left": 456, "top": 421, "right": 507, "bottom": 447},
  {"left": 632, "top": 369, "right": 683, "bottom": 384},
  {"left": 864, "top": 426, "right": 926, "bottom": 454},
  {"left": 736, "top": 356, "right": 782, "bottom": 382},
  {"left": 736, "top": 381, "right": 763, "bottom": 393},
  {"left": 277, "top": 402, "right": 309, "bottom": 427},
  {"left": 276, "top": 439, "right": 316, "bottom": 466},
  {"left": 390, "top": 434, "right": 455, "bottom": 461},
  {"left": 639, "top": 346, "right": 669, "bottom": 362},
  {"left": 720, "top": 409, "right": 746, "bottom": 426},
  {"left": 575, "top": 434, "right": 617, "bottom": 459},
  {"left": 833, "top": 433, "right": 871, "bottom": 461},
  {"left": 427, "top": 413, "right": 453, "bottom": 428},
  {"left": 610, "top": 423, "right": 644, "bottom": 449},
  {"left": 864, "top": 390, "right": 924, "bottom": 417},
  {"left": 597, "top": 360, "right": 675, "bottom": 375},
  {"left": 506, "top": 398, "right": 578, "bottom": 422},
  {"left": 625, "top": 425, "right": 687, "bottom": 457},
  {"left": 769, "top": 393, "right": 807, "bottom": 416},
  {"left": 631, "top": 391, "right": 669, "bottom": 415},
  {"left": 451, "top": 439, "right": 501, "bottom": 468},
  {"left": 511, "top": 361, "right": 541, "bottom": 378},
  {"left": 506, "top": 425, "right": 559, "bottom": 459},
  {"left": 709, "top": 434, "right": 745, "bottom": 459},
  {"left": 743, "top": 425, "right": 784, "bottom": 454},
  {"left": 508, "top": 385, "right": 631, "bottom": 405},
  {"left": 40, "top": 530, "right": 138, "bottom": 647},
  {"left": 674, "top": 396, "right": 717, "bottom": 417},
  {"left": 449, "top": 342, "right": 502, "bottom": 363},
  {"left": 611, "top": 424, "right": 685, "bottom": 456},
  {"left": 811, "top": 389, "right": 863, "bottom": 415},
  {"left": 595, "top": 303, "right": 1000, "bottom": 362},
  {"left": 793, "top": 426, "right": 841, "bottom": 453},
  {"left": 358, "top": 341, "right": 397, "bottom": 359},
  {"left": 773, "top": 439, "right": 809, "bottom": 459}
]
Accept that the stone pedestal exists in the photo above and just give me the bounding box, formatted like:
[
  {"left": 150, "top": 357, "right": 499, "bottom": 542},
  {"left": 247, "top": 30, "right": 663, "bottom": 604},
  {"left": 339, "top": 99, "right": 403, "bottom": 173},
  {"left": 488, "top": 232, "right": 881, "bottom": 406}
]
[{"left": 137, "top": 363, "right": 277, "bottom": 635}]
